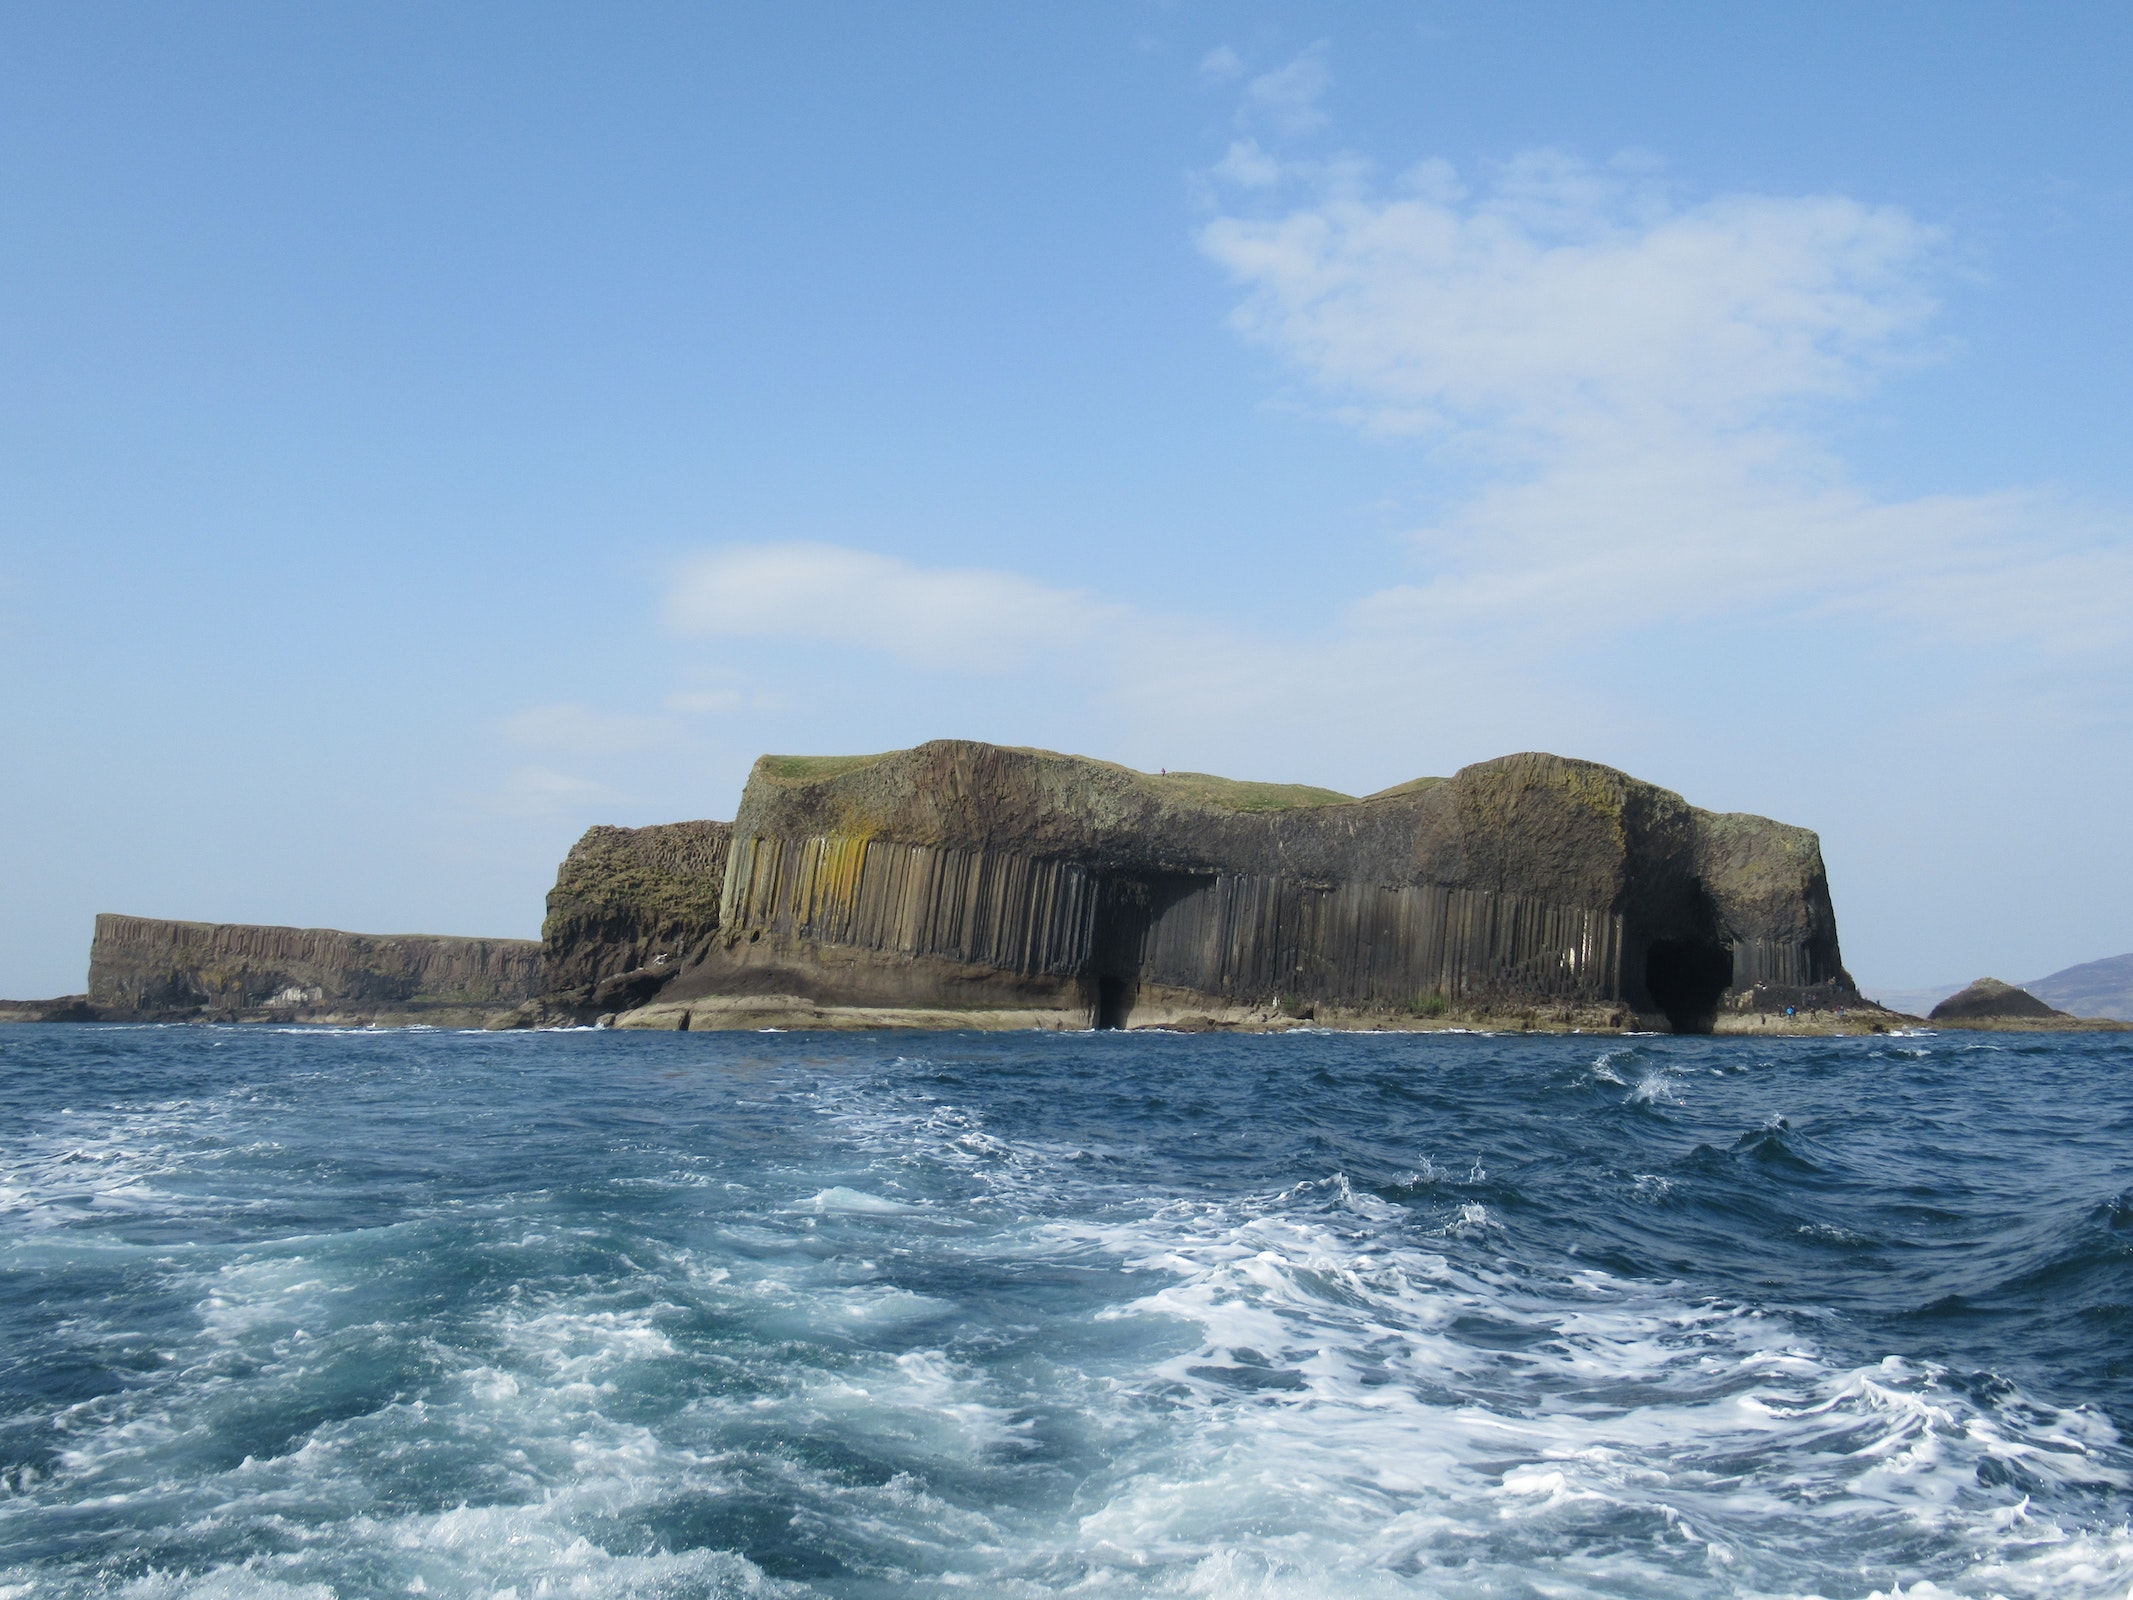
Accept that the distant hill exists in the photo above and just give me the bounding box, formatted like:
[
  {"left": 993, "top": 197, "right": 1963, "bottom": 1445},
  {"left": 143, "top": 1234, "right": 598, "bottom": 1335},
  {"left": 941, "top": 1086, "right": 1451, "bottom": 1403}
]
[{"left": 2025, "top": 953, "right": 2133, "bottom": 1021}]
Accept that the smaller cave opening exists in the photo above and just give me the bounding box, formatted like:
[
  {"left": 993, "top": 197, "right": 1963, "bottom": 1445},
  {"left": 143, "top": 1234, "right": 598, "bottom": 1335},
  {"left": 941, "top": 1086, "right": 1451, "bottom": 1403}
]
[
  {"left": 1095, "top": 975, "right": 1136, "bottom": 1030},
  {"left": 1644, "top": 938, "right": 1734, "bottom": 1034}
]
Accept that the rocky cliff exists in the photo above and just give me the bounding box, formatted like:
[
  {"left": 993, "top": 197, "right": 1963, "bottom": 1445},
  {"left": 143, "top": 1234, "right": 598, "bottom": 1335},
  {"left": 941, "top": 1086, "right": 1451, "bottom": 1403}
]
[
  {"left": 87, "top": 914, "right": 541, "bottom": 1023},
  {"left": 536, "top": 820, "right": 731, "bottom": 1018},
  {"left": 648, "top": 740, "right": 1860, "bottom": 1033}
]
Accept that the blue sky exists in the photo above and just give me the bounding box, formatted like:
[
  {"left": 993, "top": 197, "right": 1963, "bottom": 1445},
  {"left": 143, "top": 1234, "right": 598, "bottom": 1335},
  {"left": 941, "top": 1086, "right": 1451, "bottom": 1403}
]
[{"left": 3, "top": 2, "right": 2129, "bottom": 997}]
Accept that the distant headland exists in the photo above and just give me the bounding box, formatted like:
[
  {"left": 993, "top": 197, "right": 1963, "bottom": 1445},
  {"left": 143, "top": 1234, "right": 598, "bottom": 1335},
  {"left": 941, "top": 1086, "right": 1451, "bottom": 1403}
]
[{"left": 6, "top": 740, "right": 2118, "bottom": 1035}]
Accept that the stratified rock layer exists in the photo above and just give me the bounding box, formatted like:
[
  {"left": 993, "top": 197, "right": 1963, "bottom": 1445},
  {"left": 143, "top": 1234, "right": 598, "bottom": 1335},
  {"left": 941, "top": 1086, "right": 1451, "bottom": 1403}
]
[
  {"left": 1929, "top": 977, "right": 2065, "bottom": 1022},
  {"left": 655, "top": 741, "right": 1856, "bottom": 1032},
  {"left": 87, "top": 914, "right": 541, "bottom": 1023},
  {"left": 537, "top": 821, "right": 731, "bottom": 1017}
]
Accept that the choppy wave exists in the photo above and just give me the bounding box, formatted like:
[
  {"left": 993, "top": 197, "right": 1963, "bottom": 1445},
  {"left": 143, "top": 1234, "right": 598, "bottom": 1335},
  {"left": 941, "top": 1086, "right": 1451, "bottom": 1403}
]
[{"left": 1, "top": 1023, "right": 2130, "bottom": 1597}]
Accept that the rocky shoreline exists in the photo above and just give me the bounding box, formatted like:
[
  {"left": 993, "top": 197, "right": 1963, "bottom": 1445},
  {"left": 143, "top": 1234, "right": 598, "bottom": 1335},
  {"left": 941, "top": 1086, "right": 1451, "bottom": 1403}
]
[{"left": 594, "top": 992, "right": 1923, "bottom": 1036}]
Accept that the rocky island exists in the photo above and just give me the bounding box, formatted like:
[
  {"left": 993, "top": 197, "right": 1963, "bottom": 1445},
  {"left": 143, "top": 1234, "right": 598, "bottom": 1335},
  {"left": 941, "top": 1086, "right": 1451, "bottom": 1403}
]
[
  {"left": 1922, "top": 975, "right": 2125, "bottom": 1031},
  {"left": 544, "top": 741, "right": 1880, "bottom": 1034},
  {"left": 10, "top": 741, "right": 1939, "bottom": 1034}
]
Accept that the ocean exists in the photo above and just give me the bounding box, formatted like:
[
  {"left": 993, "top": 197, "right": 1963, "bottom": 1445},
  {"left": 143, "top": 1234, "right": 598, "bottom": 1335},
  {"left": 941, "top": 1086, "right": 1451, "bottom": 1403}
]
[{"left": 2, "top": 1023, "right": 2129, "bottom": 1599}]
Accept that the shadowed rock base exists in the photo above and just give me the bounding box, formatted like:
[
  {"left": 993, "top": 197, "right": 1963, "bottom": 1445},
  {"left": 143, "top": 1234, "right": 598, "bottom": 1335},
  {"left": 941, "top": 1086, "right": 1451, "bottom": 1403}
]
[{"left": 608, "top": 986, "right": 1642, "bottom": 1035}]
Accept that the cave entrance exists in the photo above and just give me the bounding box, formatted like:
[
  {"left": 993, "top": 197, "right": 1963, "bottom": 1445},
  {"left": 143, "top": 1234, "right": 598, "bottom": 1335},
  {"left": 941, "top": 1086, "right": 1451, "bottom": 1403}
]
[
  {"left": 1644, "top": 938, "right": 1734, "bottom": 1034},
  {"left": 1088, "top": 877, "right": 1151, "bottom": 1030},
  {"left": 1095, "top": 974, "right": 1136, "bottom": 1030},
  {"left": 1086, "top": 872, "right": 1202, "bottom": 1029}
]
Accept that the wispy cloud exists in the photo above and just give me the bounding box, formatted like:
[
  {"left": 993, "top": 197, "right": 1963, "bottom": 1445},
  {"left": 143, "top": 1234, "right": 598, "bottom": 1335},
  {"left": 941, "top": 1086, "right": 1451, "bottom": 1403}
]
[
  {"left": 490, "top": 764, "right": 625, "bottom": 819},
  {"left": 1203, "top": 149, "right": 1939, "bottom": 441},
  {"left": 664, "top": 542, "right": 1120, "bottom": 669},
  {"left": 498, "top": 700, "right": 669, "bottom": 754},
  {"left": 1197, "top": 44, "right": 1244, "bottom": 82},
  {"left": 1239, "top": 44, "right": 1331, "bottom": 137},
  {"left": 1196, "top": 147, "right": 2133, "bottom": 684}
]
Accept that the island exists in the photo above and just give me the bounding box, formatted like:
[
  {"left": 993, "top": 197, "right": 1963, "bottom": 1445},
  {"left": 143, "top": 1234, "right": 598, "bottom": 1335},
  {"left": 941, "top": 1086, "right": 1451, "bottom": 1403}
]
[{"left": 13, "top": 741, "right": 1932, "bottom": 1034}]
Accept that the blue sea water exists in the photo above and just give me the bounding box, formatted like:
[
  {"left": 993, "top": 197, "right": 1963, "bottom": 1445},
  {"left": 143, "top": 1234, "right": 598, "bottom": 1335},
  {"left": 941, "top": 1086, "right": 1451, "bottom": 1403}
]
[{"left": 2, "top": 1025, "right": 2131, "bottom": 1599}]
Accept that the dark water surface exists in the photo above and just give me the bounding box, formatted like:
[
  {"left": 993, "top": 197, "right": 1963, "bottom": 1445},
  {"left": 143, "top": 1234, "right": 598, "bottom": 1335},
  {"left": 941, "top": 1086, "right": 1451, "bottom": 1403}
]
[{"left": 3, "top": 1023, "right": 2130, "bottom": 1597}]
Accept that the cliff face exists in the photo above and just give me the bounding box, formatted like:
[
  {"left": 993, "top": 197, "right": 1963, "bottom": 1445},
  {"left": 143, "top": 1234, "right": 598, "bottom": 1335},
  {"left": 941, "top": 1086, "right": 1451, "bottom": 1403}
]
[
  {"left": 87, "top": 914, "right": 541, "bottom": 1022},
  {"left": 537, "top": 821, "right": 731, "bottom": 1016},
  {"left": 660, "top": 740, "right": 1854, "bottom": 1032}
]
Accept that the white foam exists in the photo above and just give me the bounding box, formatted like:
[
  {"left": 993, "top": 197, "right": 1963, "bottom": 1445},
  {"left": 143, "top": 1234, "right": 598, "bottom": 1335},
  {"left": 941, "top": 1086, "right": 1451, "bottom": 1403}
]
[
  {"left": 0, "top": 1098, "right": 209, "bottom": 1231},
  {"left": 800, "top": 1186, "right": 924, "bottom": 1214},
  {"left": 1027, "top": 1173, "right": 2133, "bottom": 1597}
]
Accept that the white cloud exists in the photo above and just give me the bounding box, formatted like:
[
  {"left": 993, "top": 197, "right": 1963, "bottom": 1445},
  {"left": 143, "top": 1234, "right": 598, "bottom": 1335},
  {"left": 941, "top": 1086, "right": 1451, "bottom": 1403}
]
[
  {"left": 1240, "top": 45, "right": 1331, "bottom": 137},
  {"left": 666, "top": 688, "right": 745, "bottom": 714},
  {"left": 1203, "top": 151, "right": 1939, "bottom": 441},
  {"left": 1196, "top": 149, "right": 2133, "bottom": 679},
  {"left": 1211, "top": 139, "right": 1285, "bottom": 190},
  {"left": 664, "top": 542, "right": 1120, "bottom": 669},
  {"left": 498, "top": 701, "right": 669, "bottom": 754},
  {"left": 1198, "top": 44, "right": 1244, "bottom": 82},
  {"left": 490, "top": 765, "right": 624, "bottom": 819}
]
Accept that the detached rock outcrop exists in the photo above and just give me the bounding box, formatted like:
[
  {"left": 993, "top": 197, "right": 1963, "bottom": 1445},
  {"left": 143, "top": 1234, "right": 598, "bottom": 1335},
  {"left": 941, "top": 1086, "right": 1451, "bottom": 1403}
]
[
  {"left": 1929, "top": 978, "right": 2066, "bottom": 1022},
  {"left": 640, "top": 740, "right": 1865, "bottom": 1033},
  {"left": 533, "top": 821, "right": 731, "bottom": 1020},
  {"left": 87, "top": 914, "right": 540, "bottom": 1024}
]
